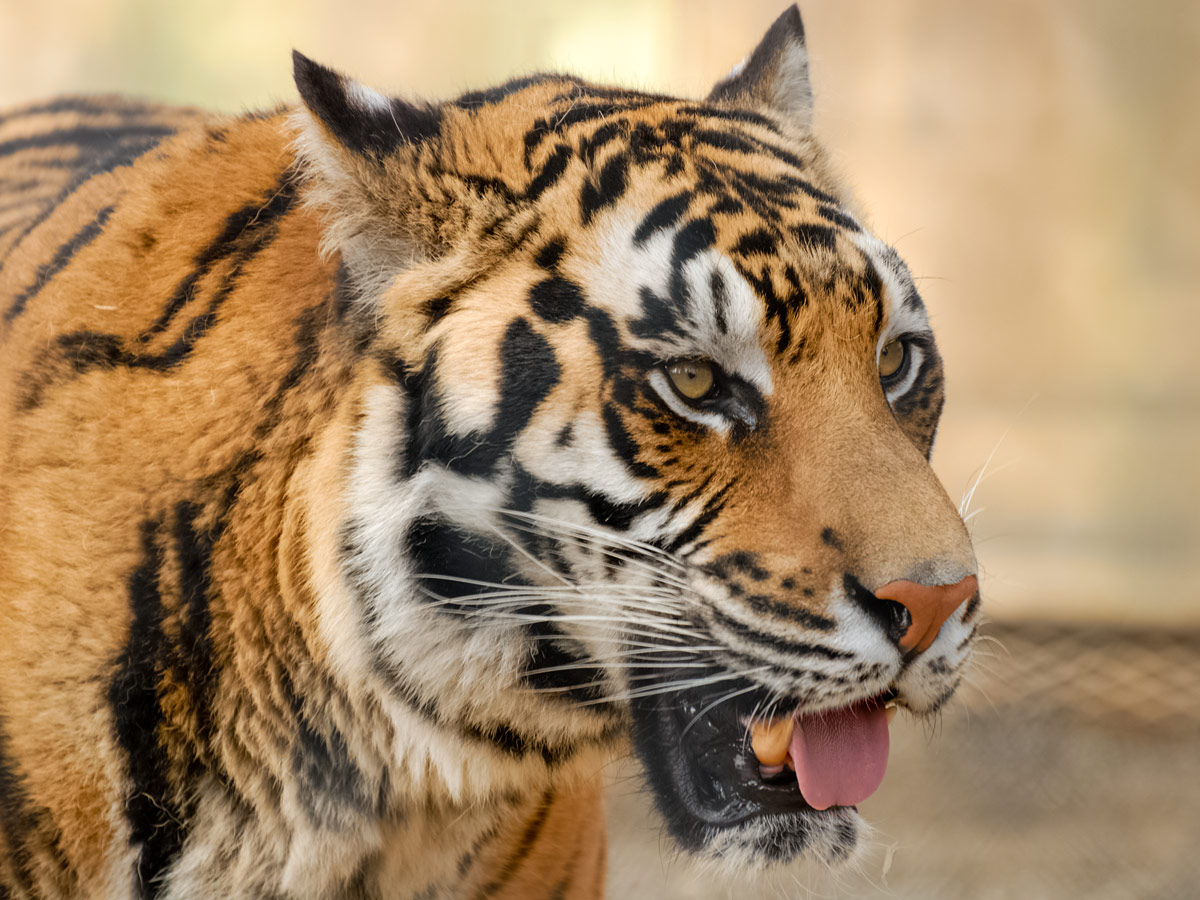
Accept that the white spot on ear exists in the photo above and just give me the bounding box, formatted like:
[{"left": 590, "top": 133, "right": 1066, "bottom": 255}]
[{"left": 347, "top": 79, "right": 391, "bottom": 114}]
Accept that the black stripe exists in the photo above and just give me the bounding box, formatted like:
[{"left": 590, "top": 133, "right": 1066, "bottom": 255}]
[
  {"left": 0, "top": 97, "right": 163, "bottom": 125},
  {"left": 140, "top": 182, "right": 297, "bottom": 339},
  {"left": 601, "top": 402, "right": 657, "bottom": 479},
  {"left": 0, "top": 135, "right": 169, "bottom": 276},
  {"left": 471, "top": 790, "right": 554, "bottom": 900},
  {"left": 520, "top": 614, "right": 607, "bottom": 704},
  {"left": 525, "top": 142, "right": 573, "bottom": 201},
  {"left": 708, "top": 607, "right": 853, "bottom": 661},
  {"left": 455, "top": 74, "right": 556, "bottom": 110},
  {"left": 0, "top": 124, "right": 175, "bottom": 160},
  {"left": 665, "top": 480, "right": 734, "bottom": 553},
  {"left": 48, "top": 175, "right": 297, "bottom": 379},
  {"left": 743, "top": 593, "right": 837, "bottom": 633},
  {"left": 529, "top": 276, "right": 585, "bottom": 323},
  {"left": 818, "top": 204, "right": 860, "bottom": 231},
  {"left": 579, "top": 151, "right": 628, "bottom": 224},
  {"left": 732, "top": 227, "right": 778, "bottom": 258},
  {"left": 668, "top": 217, "right": 716, "bottom": 319},
  {"left": 793, "top": 222, "right": 836, "bottom": 252},
  {"left": 4, "top": 204, "right": 114, "bottom": 322},
  {"left": 108, "top": 516, "right": 184, "bottom": 898},
  {"left": 0, "top": 718, "right": 38, "bottom": 895},
  {"left": 677, "top": 105, "right": 781, "bottom": 133},
  {"left": 171, "top": 502, "right": 217, "bottom": 746},
  {"left": 632, "top": 191, "right": 692, "bottom": 246}
]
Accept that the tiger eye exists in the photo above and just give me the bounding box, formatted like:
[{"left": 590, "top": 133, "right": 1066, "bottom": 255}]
[
  {"left": 666, "top": 360, "right": 716, "bottom": 400},
  {"left": 879, "top": 339, "right": 905, "bottom": 378}
]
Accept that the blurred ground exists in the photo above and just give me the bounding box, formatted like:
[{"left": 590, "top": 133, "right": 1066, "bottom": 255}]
[{"left": 606, "top": 623, "right": 1200, "bottom": 899}]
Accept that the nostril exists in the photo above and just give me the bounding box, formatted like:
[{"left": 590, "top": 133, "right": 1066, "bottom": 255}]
[
  {"left": 875, "top": 574, "right": 980, "bottom": 654},
  {"left": 882, "top": 598, "right": 911, "bottom": 645},
  {"left": 843, "top": 573, "right": 911, "bottom": 647}
]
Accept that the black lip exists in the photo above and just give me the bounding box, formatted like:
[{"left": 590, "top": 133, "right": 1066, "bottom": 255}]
[{"left": 629, "top": 667, "right": 824, "bottom": 853}]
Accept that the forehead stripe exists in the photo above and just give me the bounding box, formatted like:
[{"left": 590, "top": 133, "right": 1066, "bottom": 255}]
[{"left": 633, "top": 191, "right": 692, "bottom": 246}]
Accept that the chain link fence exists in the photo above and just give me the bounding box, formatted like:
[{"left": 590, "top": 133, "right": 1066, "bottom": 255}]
[{"left": 607, "top": 620, "right": 1200, "bottom": 899}]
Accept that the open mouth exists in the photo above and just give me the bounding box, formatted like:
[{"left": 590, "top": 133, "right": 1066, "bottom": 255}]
[
  {"left": 629, "top": 667, "right": 898, "bottom": 861},
  {"left": 748, "top": 691, "right": 898, "bottom": 811}
]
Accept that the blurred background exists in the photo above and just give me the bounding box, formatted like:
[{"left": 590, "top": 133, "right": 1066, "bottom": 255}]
[{"left": 3, "top": 0, "right": 1198, "bottom": 896}]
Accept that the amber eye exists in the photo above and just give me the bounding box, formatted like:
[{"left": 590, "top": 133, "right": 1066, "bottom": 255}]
[
  {"left": 666, "top": 360, "right": 716, "bottom": 401},
  {"left": 879, "top": 339, "right": 905, "bottom": 379}
]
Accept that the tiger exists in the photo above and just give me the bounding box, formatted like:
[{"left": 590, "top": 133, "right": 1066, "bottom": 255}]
[{"left": 0, "top": 5, "right": 981, "bottom": 899}]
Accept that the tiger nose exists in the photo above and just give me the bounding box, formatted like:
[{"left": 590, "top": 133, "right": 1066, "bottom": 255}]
[{"left": 874, "top": 575, "right": 979, "bottom": 654}]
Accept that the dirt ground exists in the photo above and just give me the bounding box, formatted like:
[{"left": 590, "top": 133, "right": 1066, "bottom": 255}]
[{"left": 605, "top": 624, "right": 1200, "bottom": 900}]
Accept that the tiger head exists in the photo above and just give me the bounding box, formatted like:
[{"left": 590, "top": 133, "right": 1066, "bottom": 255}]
[{"left": 293, "top": 5, "right": 978, "bottom": 871}]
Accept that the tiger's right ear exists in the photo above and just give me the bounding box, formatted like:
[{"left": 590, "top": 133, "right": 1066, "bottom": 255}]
[
  {"left": 292, "top": 51, "right": 443, "bottom": 295},
  {"left": 707, "top": 6, "right": 813, "bottom": 132}
]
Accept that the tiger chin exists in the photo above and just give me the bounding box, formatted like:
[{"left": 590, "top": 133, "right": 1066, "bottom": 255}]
[{"left": 0, "top": 5, "right": 980, "bottom": 899}]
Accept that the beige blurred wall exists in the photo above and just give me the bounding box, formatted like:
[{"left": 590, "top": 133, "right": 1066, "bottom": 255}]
[{"left": 3, "top": 0, "right": 1198, "bottom": 625}]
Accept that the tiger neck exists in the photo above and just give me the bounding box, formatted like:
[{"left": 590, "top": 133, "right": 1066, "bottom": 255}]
[{"left": 251, "top": 363, "right": 618, "bottom": 896}]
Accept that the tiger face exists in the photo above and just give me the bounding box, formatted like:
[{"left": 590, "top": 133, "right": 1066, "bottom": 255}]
[{"left": 296, "top": 5, "right": 979, "bottom": 870}]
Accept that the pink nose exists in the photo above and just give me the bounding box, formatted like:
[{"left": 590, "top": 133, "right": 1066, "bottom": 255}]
[{"left": 874, "top": 575, "right": 979, "bottom": 653}]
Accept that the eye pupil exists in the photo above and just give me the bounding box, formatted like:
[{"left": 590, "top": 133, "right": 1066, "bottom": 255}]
[
  {"left": 667, "top": 360, "right": 716, "bottom": 401},
  {"left": 879, "top": 339, "right": 905, "bottom": 379}
]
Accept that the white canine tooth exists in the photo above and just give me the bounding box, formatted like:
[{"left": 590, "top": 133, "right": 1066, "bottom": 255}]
[{"left": 886, "top": 705, "right": 898, "bottom": 724}]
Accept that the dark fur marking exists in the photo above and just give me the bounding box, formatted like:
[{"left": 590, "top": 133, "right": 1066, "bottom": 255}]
[
  {"left": 108, "top": 516, "right": 185, "bottom": 898},
  {"left": 426, "top": 295, "right": 452, "bottom": 323},
  {"left": 525, "top": 143, "right": 573, "bottom": 201},
  {"left": 0, "top": 135, "right": 169, "bottom": 276},
  {"left": 817, "top": 205, "right": 860, "bottom": 231},
  {"left": 33, "top": 176, "right": 297, "bottom": 400},
  {"left": 665, "top": 481, "right": 734, "bottom": 553},
  {"left": 170, "top": 502, "right": 218, "bottom": 754},
  {"left": 668, "top": 218, "right": 716, "bottom": 317},
  {"left": 601, "top": 402, "right": 658, "bottom": 479},
  {"left": 691, "top": 128, "right": 756, "bottom": 156},
  {"left": 520, "top": 618, "right": 607, "bottom": 705},
  {"left": 535, "top": 238, "right": 565, "bottom": 270},
  {"left": 793, "top": 222, "right": 836, "bottom": 252},
  {"left": 0, "top": 124, "right": 176, "bottom": 160},
  {"left": 632, "top": 191, "right": 692, "bottom": 246},
  {"left": 820, "top": 528, "right": 843, "bottom": 551},
  {"left": 743, "top": 594, "right": 837, "bottom": 633},
  {"left": 629, "top": 285, "right": 681, "bottom": 340},
  {"left": 405, "top": 516, "right": 518, "bottom": 614},
  {"left": 455, "top": 74, "right": 554, "bottom": 109},
  {"left": 0, "top": 719, "right": 43, "bottom": 896},
  {"left": 732, "top": 227, "right": 777, "bottom": 258},
  {"left": 4, "top": 204, "right": 114, "bottom": 322},
  {"left": 708, "top": 607, "right": 853, "bottom": 661},
  {"left": 291, "top": 714, "right": 372, "bottom": 827},
  {"left": 142, "top": 181, "right": 296, "bottom": 340},
  {"left": 579, "top": 151, "right": 629, "bottom": 224},
  {"left": 471, "top": 791, "right": 554, "bottom": 899},
  {"left": 529, "top": 276, "right": 585, "bottom": 323}
]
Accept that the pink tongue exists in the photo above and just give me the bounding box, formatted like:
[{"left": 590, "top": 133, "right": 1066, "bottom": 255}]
[{"left": 790, "top": 701, "right": 890, "bottom": 811}]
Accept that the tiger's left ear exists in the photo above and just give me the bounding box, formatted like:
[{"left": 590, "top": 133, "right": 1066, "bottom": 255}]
[
  {"left": 707, "top": 5, "right": 813, "bottom": 131},
  {"left": 292, "top": 51, "right": 443, "bottom": 294}
]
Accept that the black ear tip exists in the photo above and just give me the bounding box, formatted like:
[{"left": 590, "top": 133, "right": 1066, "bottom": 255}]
[
  {"left": 773, "top": 5, "right": 806, "bottom": 43},
  {"left": 292, "top": 50, "right": 341, "bottom": 102},
  {"left": 292, "top": 49, "right": 313, "bottom": 85}
]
